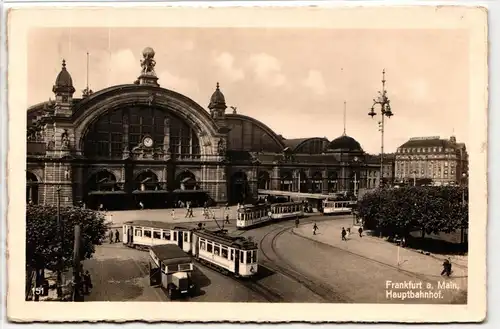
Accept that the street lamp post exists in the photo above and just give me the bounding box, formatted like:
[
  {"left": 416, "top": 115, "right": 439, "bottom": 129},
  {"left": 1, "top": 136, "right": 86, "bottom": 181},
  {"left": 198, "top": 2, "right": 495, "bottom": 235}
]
[
  {"left": 56, "top": 187, "right": 63, "bottom": 297},
  {"left": 368, "top": 69, "right": 394, "bottom": 188},
  {"left": 413, "top": 171, "right": 417, "bottom": 187},
  {"left": 461, "top": 172, "right": 468, "bottom": 244}
]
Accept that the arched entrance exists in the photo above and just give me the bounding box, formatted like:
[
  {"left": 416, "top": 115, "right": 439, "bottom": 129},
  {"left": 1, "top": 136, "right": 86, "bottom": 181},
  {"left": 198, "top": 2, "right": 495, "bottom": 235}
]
[
  {"left": 85, "top": 170, "right": 123, "bottom": 210},
  {"left": 26, "top": 172, "right": 39, "bottom": 204},
  {"left": 172, "top": 170, "right": 207, "bottom": 208},
  {"left": 311, "top": 171, "right": 322, "bottom": 193},
  {"left": 298, "top": 170, "right": 309, "bottom": 193},
  {"left": 280, "top": 171, "right": 293, "bottom": 191},
  {"left": 230, "top": 171, "right": 249, "bottom": 204},
  {"left": 176, "top": 171, "right": 197, "bottom": 191},
  {"left": 258, "top": 171, "right": 271, "bottom": 190},
  {"left": 133, "top": 170, "right": 168, "bottom": 209}
]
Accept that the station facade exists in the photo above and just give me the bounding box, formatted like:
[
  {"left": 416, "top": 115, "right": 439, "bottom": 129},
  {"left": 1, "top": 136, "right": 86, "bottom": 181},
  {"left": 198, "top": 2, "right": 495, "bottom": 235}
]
[{"left": 26, "top": 47, "right": 386, "bottom": 209}]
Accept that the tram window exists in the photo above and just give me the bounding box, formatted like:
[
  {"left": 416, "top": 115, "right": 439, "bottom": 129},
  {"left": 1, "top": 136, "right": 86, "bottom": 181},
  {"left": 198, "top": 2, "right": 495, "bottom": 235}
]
[
  {"left": 253, "top": 250, "right": 258, "bottom": 262},
  {"left": 184, "top": 232, "right": 188, "bottom": 242},
  {"left": 134, "top": 229, "right": 142, "bottom": 237},
  {"left": 246, "top": 251, "right": 252, "bottom": 264},
  {"left": 200, "top": 242, "right": 205, "bottom": 250},
  {"left": 162, "top": 264, "right": 167, "bottom": 272},
  {"left": 214, "top": 245, "right": 220, "bottom": 256},
  {"left": 221, "top": 247, "right": 228, "bottom": 259},
  {"left": 207, "top": 243, "right": 213, "bottom": 253},
  {"left": 240, "top": 251, "right": 244, "bottom": 263},
  {"left": 162, "top": 231, "right": 171, "bottom": 240},
  {"left": 144, "top": 230, "right": 151, "bottom": 238},
  {"left": 173, "top": 232, "right": 177, "bottom": 241},
  {"left": 153, "top": 231, "right": 161, "bottom": 239},
  {"left": 230, "top": 249, "right": 234, "bottom": 261}
]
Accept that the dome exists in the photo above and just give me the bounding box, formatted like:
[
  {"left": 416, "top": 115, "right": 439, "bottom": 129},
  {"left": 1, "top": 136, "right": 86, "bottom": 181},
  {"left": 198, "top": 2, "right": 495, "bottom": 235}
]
[
  {"left": 142, "top": 47, "right": 155, "bottom": 58},
  {"left": 54, "top": 60, "right": 73, "bottom": 87},
  {"left": 52, "top": 59, "right": 76, "bottom": 95},
  {"left": 208, "top": 82, "right": 227, "bottom": 110},
  {"left": 327, "top": 135, "right": 362, "bottom": 152}
]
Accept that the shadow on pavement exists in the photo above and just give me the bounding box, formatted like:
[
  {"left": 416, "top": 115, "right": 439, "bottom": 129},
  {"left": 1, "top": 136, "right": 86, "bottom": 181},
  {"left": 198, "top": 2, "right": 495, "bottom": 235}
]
[
  {"left": 192, "top": 266, "right": 211, "bottom": 289},
  {"left": 254, "top": 264, "right": 276, "bottom": 280}
]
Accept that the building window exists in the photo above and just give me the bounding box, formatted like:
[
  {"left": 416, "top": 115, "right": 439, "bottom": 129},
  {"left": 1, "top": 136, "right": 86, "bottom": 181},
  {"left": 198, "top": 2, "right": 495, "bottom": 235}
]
[{"left": 83, "top": 107, "right": 201, "bottom": 158}]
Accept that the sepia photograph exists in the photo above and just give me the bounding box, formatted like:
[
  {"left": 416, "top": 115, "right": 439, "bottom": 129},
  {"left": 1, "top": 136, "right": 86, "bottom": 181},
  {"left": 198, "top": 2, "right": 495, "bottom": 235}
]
[{"left": 7, "top": 5, "right": 487, "bottom": 323}]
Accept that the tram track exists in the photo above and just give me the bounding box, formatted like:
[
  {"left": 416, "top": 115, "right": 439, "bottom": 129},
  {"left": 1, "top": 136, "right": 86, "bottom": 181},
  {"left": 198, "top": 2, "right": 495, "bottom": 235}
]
[{"left": 258, "top": 222, "right": 352, "bottom": 303}]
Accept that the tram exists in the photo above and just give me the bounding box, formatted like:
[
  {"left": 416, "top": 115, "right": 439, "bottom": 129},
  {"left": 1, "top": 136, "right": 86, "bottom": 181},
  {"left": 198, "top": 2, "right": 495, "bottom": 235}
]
[
  {"left": 322, "top": 200, "right": 357, "bottom": 215},
  {"left": 269, "top": 201, "right": 304, "bottom": 220},
  {"left": 236, "top": 201, "right": 304, "bottom": 229},
  {"left": 123, "top": 220, "right": 259, "bottom": 278},
  {"left": 123, "top": 220, "right": 193, "bottom": 253}
]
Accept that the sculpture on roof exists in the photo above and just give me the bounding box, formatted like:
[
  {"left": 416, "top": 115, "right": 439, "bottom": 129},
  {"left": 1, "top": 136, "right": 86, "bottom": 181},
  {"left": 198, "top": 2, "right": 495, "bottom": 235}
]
[{"left": 140, "top": 47, "right": 156, "bottom": 75}]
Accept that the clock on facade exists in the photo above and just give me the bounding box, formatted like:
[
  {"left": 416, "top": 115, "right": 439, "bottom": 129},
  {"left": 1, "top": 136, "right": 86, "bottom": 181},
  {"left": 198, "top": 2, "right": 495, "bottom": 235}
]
[{"left": 143, "top": 136, "right": 153, "bottom": 148}]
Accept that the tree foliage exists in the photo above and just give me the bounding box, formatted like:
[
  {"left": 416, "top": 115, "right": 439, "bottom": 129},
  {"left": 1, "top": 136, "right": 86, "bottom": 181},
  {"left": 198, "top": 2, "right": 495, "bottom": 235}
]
[
  {"left": 26, "top": 205, "right": 109, "bottom": 272},
  {"left": 358, "top": 186, "right": 468, "bottom": 238}
]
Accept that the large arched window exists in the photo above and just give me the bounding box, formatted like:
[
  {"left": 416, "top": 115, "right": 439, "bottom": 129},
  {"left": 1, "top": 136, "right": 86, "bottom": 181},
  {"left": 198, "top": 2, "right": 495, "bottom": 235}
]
[{"left": 83, "top": 107, "right": 201, "bottom": 158}]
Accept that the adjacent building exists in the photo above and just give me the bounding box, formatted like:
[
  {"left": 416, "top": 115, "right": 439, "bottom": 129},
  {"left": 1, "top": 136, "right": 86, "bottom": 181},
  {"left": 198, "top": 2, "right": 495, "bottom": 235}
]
[
  {"left": 394, "top": 136, "right": 468, "bottom": 186},
  {"left": 26, "top": 47, "right": 389, "bottom": 209}
]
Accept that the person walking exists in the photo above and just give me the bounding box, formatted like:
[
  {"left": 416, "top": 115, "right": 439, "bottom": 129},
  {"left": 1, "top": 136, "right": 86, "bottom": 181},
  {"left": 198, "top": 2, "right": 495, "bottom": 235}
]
[
  {"left": 185, "top": 202, "right": 190, "bottom": 218},
  {"left": 295, "top": 217, "right": 300, "bottom": 228},
  {"left": 358, "top": 226, "right": 363, "bottom": 238},
  {"left": 225, "top": 214, "right": 230, "bottom": 224},
  {"left": 341, "top": 227, "right": 347, "bottom": 241},
  {"left": 313, "top": 222, "right": 318, "bottom": 235},
  {"left": 108, "top": 230, "right": 114, "bottom": 244},
  {"left": 83, "top": 271, "right": 93, "bottom": 295},
  {"left": 171, "top": 208, "right": 176, "bottom": 220},
  {"left": 139, "top": 201, "right": 144, "bottom": 210},
  {"left": 114, "top": 229, "right": 120, "bottom": 243},
  {"left": 441, "top": 258, "right": 452, "bottom": 277}
]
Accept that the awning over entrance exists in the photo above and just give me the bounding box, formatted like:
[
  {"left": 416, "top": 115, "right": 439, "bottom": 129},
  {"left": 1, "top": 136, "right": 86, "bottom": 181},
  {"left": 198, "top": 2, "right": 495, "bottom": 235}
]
[
  {"left": 172, "top": 189, "right": 208, "bottom": 194},
  {"left": 132, "top": 190, "right": 169, "bottom": 194},
  {"left": 88, "top": 191, "right": 127, "bottom": 195}
]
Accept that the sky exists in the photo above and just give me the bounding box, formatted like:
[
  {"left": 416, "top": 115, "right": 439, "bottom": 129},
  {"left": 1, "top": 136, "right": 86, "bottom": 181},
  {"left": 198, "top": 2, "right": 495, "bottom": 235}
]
[{"left": 27, "top": 27, "right": 469, "bottom": 154}]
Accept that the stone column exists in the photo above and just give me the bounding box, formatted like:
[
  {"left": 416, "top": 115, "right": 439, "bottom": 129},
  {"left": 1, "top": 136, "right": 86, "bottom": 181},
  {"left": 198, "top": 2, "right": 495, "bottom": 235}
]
[
  {"left": 271, "top": 165, "right": 280, "bottom": 190},
  {"left": 322, "top": 169, "right": 329, "bottom": 194}
]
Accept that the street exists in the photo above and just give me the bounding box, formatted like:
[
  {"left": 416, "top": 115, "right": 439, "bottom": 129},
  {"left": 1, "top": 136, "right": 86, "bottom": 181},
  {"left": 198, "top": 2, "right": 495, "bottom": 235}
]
[{"left": 84, "top": 209, "right": 467, "bottom": 303}]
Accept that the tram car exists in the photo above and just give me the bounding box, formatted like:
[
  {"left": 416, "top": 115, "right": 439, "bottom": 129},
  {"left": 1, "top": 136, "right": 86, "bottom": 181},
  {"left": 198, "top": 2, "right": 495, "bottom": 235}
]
[
  {"left": 149, "top": 244, "right": 197, "bottom": 299},
  {"left": 123, "top": 220, "right": 259, "bottom": 278},
  {"left": 322, "top": 200, "right": 357, "bottom": 215},
  {"left": 123, "top": 220, "right": 194, "bottom": 253},
  {"left": 269, "top": 201, "right": 304, "bottom": 220},
  {"left": 236, "top": 201, "right": 305, "bottom": 229},
  {"left": 236, "top": 204, "right": 270, "bottom": 229},
  {"left": 192, "top": 229, "right": 259, "bottom": 277}
]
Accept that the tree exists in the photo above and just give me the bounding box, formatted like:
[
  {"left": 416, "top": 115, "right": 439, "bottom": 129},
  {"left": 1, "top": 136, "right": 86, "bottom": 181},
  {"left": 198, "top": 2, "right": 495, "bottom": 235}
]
[
  {"left": 357, "top": 186, "right": 468, "bottom": 240},
  {"left": 26, "top": 205, "right": 109, "bottom": 292}
]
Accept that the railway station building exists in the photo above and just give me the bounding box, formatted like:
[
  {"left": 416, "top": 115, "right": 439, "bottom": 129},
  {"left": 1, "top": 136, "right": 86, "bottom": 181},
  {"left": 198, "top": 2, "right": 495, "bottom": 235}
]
[{"left": 27, "top": 47, "right": 389, "bottom": 210}]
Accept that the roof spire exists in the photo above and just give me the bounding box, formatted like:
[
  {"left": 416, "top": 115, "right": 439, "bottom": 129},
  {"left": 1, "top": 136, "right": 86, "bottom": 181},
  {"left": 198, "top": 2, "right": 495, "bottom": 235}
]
[
  {"left": 216, "top": 82, "right": 220, "bottom": 90},
  {"left": 62, "top": 59, "right": 66, "bottom": 69},
  {"left": 343, "top": 100, "right": 347, "bottom": 136}
]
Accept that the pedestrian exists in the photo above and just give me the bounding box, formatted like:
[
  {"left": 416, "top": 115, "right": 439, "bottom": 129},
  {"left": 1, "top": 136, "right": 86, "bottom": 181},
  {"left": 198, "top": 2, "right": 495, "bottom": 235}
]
[
  {"left": 139, "top": 201, "right": 144, "bottom": 210},
  {"left": 225, "top": 214, "right": 230, "bottom": 224},
  {"left": 171, "top": 208, "right": 176, "bottom": 220},
  {"left": 358, "top": 226, "right": 363, "bottom": 238},
  {"left": 341, "top": 227, "right": 347, "bottom": 241},
  {"left": 83, "top": 271, "right": 92, "bottom": 295},
  {"left": 313, "top": 222, "right": 318, "bottom": 235},
  {"left": 109, "top": 230, "right": 114, "bottom": 244},
  {"left": 189, "top": 207, "right": 194, "bottom": 218},
  {"left": 347, "top": 227, "right": 351, "bottom": 238},
  {"left": 185, "top": 202, "right": 190, "bottom": 218},
  {"left": 115, "top": 229, "right": 120, "bottom": 243},
  {"left": 441, "top": 258, "right": 452, "bottom": 277}
]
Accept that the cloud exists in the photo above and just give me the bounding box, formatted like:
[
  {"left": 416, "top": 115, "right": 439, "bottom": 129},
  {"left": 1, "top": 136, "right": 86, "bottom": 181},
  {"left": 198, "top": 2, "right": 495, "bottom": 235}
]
[
  {"left": 302, "top": 70, "right": 327, "bottom": 95},
  {"left": 213, "top": 52, "right": 244, "bottom": 82},
  {"left": 158, "top": 70, "right": 197, "bottom": 94},
  {"left": 248, "top": 53, "right": 286, "bottom": 87}
]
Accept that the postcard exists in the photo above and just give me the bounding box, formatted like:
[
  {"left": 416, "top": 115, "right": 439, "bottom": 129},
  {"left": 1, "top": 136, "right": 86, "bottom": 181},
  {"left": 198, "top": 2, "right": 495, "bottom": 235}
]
[{"left": 7, "top": 4, "right": 487, "bottom": 323}]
